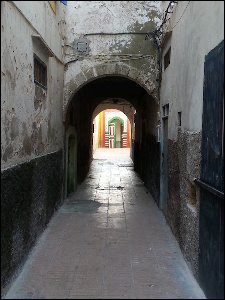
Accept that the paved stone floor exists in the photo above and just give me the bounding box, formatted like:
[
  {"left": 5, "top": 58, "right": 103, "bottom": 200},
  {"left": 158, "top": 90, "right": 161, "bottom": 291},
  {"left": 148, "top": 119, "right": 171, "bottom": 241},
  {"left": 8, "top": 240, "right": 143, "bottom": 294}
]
[{"left": 4, "top": 148, "right": 205, "bottom": 299}]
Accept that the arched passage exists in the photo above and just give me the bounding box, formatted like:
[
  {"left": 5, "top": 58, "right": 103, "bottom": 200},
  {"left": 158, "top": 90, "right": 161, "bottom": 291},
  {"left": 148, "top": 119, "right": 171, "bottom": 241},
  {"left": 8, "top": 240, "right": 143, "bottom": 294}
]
[
  {"left": 64, "top": 75, "right": 160, "bottom": 203},
  {"left": 92, "top": 98, "right": 134, "bottom": 124},
  {"left": 92, "top": 100, "right": 135, "bottom": 153},
  {"left": 93, "top": 108, "right": 132, "bottom": 150}
]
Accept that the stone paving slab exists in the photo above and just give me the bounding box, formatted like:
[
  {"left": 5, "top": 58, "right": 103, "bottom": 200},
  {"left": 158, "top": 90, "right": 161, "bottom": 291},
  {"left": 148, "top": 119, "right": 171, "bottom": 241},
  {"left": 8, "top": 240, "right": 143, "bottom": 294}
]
[{"left": 4, "top": 149, "right": 206, "bottom": 299}]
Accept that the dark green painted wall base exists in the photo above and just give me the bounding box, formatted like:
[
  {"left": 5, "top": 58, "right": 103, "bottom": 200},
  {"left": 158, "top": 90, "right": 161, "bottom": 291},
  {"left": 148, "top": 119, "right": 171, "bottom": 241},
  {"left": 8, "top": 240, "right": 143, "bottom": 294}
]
[{"left": 1, "top": 150, "right": 63, "bottom": 291}]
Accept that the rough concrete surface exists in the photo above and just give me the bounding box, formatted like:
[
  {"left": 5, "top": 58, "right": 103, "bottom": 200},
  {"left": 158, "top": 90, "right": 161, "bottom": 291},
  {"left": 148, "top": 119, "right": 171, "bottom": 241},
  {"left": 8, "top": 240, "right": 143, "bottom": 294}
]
[
  {"left": 4, "top": 149, "right": 205, "bottom": 299},
  {"left": 166, "top": 130, "right": 202, "bottom": 279}
]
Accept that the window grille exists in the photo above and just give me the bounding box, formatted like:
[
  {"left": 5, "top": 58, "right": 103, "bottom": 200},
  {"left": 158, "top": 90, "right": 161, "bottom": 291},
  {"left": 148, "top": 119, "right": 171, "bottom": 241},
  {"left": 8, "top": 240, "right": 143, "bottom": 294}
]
[{"left": 34, "top": 55, "right": 47, "bottom": 89}]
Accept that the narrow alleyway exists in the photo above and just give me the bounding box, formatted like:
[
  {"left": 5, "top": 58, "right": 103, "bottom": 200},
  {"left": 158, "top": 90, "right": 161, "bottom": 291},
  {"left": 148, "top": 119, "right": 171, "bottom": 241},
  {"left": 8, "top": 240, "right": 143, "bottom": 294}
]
[{"left": 5, "top": 149, "right": 205, "bottom": 299}]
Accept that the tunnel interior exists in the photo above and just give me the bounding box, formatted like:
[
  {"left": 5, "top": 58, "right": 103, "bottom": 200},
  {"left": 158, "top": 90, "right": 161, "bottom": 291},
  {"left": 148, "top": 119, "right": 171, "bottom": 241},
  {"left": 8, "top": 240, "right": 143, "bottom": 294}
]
[
  {"left": 64, "top": 76, "right": 160, "bottom": 203},
  {"left": 92, "top": 103, "right": 133, "bottom": 150}
]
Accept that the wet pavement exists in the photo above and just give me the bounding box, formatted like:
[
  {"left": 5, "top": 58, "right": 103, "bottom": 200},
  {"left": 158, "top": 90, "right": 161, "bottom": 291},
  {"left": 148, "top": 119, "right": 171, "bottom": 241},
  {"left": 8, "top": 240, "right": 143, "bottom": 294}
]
[{"left": 4, "top": 148, "right": 205, "bottom": 299}]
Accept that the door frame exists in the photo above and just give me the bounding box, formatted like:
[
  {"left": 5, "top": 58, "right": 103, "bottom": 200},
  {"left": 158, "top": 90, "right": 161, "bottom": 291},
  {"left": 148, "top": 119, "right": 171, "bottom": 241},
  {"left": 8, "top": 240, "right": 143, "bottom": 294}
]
[{"left": 108, "top": 117, "right": 124, "bottom": 148}]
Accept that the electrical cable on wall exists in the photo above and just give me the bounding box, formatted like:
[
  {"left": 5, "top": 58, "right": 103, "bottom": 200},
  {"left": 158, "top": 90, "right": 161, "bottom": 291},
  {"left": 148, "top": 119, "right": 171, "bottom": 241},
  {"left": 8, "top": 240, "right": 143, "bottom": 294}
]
[
  {"left": 65, "top": 54, "right": 155, "bottom": 66},
  {"left": 171, "top": 1, "right": 190, "bottom": 29},
  {"left": 65, "top": 1, "right": 181, "bottom": 67}
]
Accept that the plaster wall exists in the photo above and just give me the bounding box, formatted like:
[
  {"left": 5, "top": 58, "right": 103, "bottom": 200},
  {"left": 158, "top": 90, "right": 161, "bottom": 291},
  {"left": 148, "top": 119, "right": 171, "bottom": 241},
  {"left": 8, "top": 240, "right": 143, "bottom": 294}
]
[
  {"left": 1, "top": 1, "right": 65, "bottom": 170},
  {"left": 160, "top": 1, "right": 224, "bottom": 139},
  {"left": 160, "top": 0, "right": 224, "bottom": 279},
  {"left": 11, "top": 1, "right": 66, "bottom": 60}
]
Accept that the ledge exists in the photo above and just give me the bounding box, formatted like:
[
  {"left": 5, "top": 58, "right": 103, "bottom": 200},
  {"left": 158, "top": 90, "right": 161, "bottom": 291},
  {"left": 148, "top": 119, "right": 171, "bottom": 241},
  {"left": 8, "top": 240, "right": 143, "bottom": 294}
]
[{"left": 32, "top": 34, "right": 54, "bottom": 57}]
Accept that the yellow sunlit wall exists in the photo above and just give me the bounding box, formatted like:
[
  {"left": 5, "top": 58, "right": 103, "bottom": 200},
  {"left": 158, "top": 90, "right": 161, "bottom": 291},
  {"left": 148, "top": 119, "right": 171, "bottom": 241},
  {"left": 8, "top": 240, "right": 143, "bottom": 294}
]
[{"left": 49, "top": 1, "right": 56, "bottom": 13}]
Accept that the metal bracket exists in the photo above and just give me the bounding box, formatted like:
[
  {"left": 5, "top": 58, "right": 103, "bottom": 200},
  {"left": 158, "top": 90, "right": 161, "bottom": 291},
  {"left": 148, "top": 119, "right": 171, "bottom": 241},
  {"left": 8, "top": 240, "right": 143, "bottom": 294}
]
[
  {"left": 194, "top": 178, "right": 224, "bottom": 199},
  {"left": 72, "top": 37, "right": 90, "bottom": 54}
]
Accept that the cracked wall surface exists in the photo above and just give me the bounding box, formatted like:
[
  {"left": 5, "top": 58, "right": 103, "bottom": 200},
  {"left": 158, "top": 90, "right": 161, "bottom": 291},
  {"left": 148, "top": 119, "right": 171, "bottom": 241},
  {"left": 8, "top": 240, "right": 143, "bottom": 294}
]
[
  {"left": 63, "top": 1, "right": 162, "bottom": 113},
  {"left": 1, "top": 1, "right": 65, "bottom": 170}
]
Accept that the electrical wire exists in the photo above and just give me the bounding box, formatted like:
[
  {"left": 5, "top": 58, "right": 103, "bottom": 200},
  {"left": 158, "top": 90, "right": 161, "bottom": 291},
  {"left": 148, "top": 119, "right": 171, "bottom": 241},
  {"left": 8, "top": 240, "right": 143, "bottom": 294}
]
[
  {"left": 65, "top": 1, "right": 179, "bottom": 66},
  {"left": 65, "top": 54, "right": 154, "bottom": 58},
  {"left": 64, "top": 46, "right": 154, "bottom": 57},
  {"left": 171, "top": 1, "right": 190, "bottom": 29},
  {"left": 156, "top": 1, "right": 177, "bottom": 35},
  {"left": 65, "top": 54, "right": 155, "bottom": 65},
  {"left": 83, "top": 32, "right": 149, "bottom": 36}
]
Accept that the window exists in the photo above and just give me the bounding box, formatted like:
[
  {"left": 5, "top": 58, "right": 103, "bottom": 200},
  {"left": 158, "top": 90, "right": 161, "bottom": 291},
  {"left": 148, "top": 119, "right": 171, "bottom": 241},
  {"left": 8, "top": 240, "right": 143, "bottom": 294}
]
[
  {"left": 178, "top": 111, "right": 182, "bottom": 126},
  {"left": 34, "top": 55, "right": 47, "bottom": 89},
  {"left": 164, "top": 47, "right": 171, "bottom": 70},
  {"left": 162, "top": 104, "right": 169, "bottom": 118}
]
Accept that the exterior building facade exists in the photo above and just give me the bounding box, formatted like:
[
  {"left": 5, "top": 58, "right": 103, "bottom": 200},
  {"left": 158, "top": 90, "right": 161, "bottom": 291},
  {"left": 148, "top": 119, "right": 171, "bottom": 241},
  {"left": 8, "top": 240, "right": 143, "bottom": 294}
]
[
  {"left": 159, "top": 1, "right": 224, "bottom": 298},
  {"left": 1, "top": 1, "right": 224, "bottom": 298}
]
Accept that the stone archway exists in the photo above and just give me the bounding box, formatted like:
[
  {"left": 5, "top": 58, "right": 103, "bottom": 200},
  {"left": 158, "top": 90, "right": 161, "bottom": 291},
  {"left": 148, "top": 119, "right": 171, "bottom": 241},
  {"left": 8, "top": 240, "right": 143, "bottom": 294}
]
[
  {"left": 63, "top": 71, "right": 160, "bottom": 203},
  {"left": 63, "top": 62, "right": 158, "bottom": 122}
]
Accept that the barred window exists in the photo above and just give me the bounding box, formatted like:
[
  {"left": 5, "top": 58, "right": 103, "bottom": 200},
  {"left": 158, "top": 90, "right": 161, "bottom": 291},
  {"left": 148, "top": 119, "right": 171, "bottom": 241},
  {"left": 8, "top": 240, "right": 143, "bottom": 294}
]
[{"left": 34, "top": 55, "right": 47, "bottom": 89}]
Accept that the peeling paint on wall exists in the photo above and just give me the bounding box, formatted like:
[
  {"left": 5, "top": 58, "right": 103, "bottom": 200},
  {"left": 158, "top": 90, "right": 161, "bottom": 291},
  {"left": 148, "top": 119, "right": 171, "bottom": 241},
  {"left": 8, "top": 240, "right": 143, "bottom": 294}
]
[
  {"left": 64, "top": 1, "right": 162, "bottom": 111},
  {"left": 1, "top": 1, "right": 64, "bottom": 170}
]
